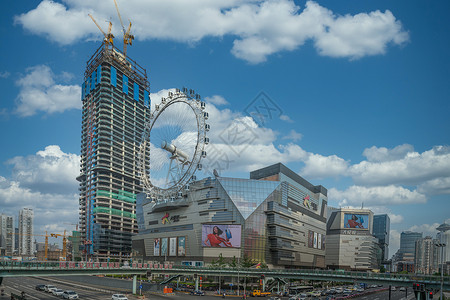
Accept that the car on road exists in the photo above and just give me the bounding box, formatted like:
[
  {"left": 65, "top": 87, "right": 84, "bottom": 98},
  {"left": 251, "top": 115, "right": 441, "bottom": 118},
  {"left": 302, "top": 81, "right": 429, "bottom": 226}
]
[
  {"left": 35, "top": 284, "right": 46, "bottom": 291},
  {"left": 52, "top": 289, "right": 64, "bottom": 296},
  {"left": 391, "top": 286, "right": 396, "bottom": 291},
  {"left": 190, "top": 290, "right": 205, "bottom": 296},
  {"left": 399, "top": 287, "right": 406, "bottom": 292},
  {"left": 44, "top": 285, "right": 57, "bottom": 293},
  {"left": 112, "top": 294, "right": 129, "bottom": 300},
  {"left": 62, "top": 290, "right": 79, "bottom": 299}
]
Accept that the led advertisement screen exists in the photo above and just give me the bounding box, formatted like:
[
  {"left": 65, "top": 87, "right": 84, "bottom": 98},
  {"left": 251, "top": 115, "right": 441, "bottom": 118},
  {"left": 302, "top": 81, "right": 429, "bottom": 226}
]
[
  {"left": 344, "top": 213, "right": 369, "bottom": 229},
  {"left": 153, "top": 238, "right": 160, "bottom": 256},
  {"left": 178, "top": 237, "right": 186, "bottom": 256},
  {"left": 202, "top": 224, "right": 241, "bottom": 248}
]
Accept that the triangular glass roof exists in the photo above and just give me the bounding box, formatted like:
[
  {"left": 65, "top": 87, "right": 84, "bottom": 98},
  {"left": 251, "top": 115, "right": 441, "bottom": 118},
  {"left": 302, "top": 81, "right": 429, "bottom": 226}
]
[{"left": 217, "top": 177, "right": 280, "bottom": 219}]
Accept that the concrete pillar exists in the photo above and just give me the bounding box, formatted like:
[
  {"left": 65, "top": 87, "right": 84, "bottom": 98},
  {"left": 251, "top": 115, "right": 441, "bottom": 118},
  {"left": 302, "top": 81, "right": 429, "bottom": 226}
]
[
  {"left": 133, "top": 275, "right": 137, "bottom": 294},
  {"left": 195, "top": 277, "right": 199, "bottom": 291}
]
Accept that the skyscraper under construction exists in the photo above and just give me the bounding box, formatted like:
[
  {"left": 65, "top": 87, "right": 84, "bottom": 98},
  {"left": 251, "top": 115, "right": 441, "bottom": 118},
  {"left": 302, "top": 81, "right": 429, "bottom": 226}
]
[{"left": 78, "top": 41, "right": 150, "bottom": 261}]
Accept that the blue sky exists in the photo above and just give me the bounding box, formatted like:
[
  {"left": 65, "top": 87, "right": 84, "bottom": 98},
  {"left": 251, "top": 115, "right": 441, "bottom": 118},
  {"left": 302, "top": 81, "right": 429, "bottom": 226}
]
[{"left": 0, "top": 0, "right": 449, "bottom": 256}]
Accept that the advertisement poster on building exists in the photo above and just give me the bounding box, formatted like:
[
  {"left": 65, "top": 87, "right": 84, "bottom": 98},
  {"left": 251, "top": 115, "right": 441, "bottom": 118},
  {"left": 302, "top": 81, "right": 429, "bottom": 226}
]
[
  {"left": 318, "top": 233, "right": 322, "bottom": 249},
  {"left": 178, "top": 237, "right": 186, "bottom": 256},
  {"left": 154, "top": 238, "right": 160, "bottom": 256},
  {"left": 202, "top": 224, "right": 241, "bottom": 248},
  {"left": 169, "top": 237, "right": 177, "bottom": 256},
  {"left": 344, "top": 214, "right": 369, "bottom": 229},
  {"left": 313, "top": 232, "right": 318, "bottom": 248},
  {"left": 308, "top": 230, "right": 313, "bottom": 248},
  {"left": 161, "top": 237, "right": 168, "bottom": 256}
]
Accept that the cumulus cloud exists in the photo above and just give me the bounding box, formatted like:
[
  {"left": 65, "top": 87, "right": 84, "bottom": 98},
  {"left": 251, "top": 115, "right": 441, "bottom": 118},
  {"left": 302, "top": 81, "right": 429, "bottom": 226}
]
[
  {"left": 0, "top": 176, "right": 79, "bottom": 242},
  {"left": 280, "top": 115, "right": 294, "bottom": 123},
  {"left": 205, "top": 95, "right": 229, "bottom": 106},
  {"left": 15, "top": 0, "right": 409, "bottom": 63},
  {"left": 363, "top": 144, "right": 414, "bottom": 162},
  {"left": 417, "top": 177, "right": 450, "bottom": 195},
  {"left": 6, "top": 145, "right": 80, "bottom": 194},
  {"left": 301, "top": 153, "right": 349, "bottom": 179},
  {"left": 0, "top": 145, "right": 81, "bottom": 242},
  {"left": 329, "top": 185, "right": 427, "bottom": 207},
  {"left": 282, "top": 129, "right": 302, "bottom": 142},
  {"left": 350, "top": 145, "right": 450, "bottom": 186},
  {"left": 15, "top": 65, "right": 81, "bottom": 117}
]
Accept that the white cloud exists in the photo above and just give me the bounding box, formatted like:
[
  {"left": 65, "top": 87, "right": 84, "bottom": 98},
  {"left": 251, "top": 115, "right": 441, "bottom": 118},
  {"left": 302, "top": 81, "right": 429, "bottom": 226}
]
[
  {"left": 15, "top": 65, "right": 81, "bottom": 117},
  {"left": 363, "top": 144, "right": 414, "bottom": 162},
  {"left": 350, "top": 146, "right": 450, "bottom": 186},
  {"left": 408, "top": 222, "right": 442, "bottom": 238},
  {"left": 280, "top": 114, "right": 294, "bottom": 123},
  {"left": 314, "top": 9, "right": 409, "bottom": 59},
  {"left": 6, "top": 145, "right": 80, "bottom": 194},
  {"left": 0, "top": 176, "right": 79, "bottom": 242},
  {"left": 0, "top": 71, "right": 10, "bottom": 79},
  {"left": 418, "top": 177, "right": 450, "bottom": 195},
  {"left": 15, "top": 0, "right": 409, "bottom": 63},
  {"left": 205, "top": 95, "right": 229, "bottom": 106},
  {"left": 282, "top": 129, "right": 302, "bottom": 142},
  {"left": 0, "top": 145, "right": 81, "bottom": 242},
  {"left": 329, "top": 185, "right": 427, "bottom": 207},
  {"left": 301, "top": 153, "right": 349, "bottom": 179}
]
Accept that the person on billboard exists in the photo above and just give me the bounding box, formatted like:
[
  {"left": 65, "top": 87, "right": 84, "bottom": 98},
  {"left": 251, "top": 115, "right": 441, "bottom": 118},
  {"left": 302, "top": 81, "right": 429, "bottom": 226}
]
[
  {"left": 204, "top": 226, "right": 232, "bottom": 247},
  {"left": 347, "top": 214, "right": 364, "bottom": 228}
]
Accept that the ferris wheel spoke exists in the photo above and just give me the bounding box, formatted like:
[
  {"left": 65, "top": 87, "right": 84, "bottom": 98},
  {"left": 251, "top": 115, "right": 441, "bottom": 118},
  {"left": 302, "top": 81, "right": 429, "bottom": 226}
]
[{"left": 139, "top": 89, "right": 209, "bottom": 202}]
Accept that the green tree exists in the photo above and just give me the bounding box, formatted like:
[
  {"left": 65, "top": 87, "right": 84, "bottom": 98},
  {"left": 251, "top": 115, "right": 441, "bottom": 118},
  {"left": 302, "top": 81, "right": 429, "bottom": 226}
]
[{"left": 211, "top": 253, "right": 227, "bottom": 268}]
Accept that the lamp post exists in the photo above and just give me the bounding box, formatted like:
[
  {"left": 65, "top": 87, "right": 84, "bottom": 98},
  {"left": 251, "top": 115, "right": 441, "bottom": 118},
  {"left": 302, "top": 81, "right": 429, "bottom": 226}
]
[{"left": 435, "top": 242, "right": 446, "bottom": 300}]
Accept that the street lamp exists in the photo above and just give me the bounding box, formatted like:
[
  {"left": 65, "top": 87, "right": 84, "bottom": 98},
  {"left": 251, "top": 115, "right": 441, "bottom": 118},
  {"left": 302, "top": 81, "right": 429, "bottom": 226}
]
[{"left": 435, "top": 242, "right": 446, "bottom": 300}]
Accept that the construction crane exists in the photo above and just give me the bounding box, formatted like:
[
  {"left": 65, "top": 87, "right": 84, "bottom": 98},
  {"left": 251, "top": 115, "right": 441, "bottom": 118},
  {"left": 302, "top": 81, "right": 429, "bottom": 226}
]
[
  {"left": 88, "top": 14, "right": 114, "bottom": 46},
  {"left": 64, "top": 222, "right": 79, "bottom": 231},
  {"left": 9, "top": 231, "right": 50, "bottom": 260},
  {"left": 51, "top": 230, "right": 70, "bottom": 260},
  {"left": 113, "top": 0, "right": 134, "bottom": 57}
]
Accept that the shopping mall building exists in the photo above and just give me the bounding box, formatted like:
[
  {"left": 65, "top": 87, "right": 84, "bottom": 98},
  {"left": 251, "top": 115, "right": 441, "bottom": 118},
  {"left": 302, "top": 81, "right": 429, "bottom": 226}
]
[{"left": 132, "top": 163, "right": 328, "bottom": 269}]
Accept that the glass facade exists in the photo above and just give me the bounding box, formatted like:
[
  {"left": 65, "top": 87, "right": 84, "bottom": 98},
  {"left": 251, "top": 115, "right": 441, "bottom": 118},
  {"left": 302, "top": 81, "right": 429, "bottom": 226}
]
[
  {"left": 373, "top": 214, "right": 390, "bottom": 261},
  {"left": 133, "top": 163, "right": 328, "bottom": 268}
]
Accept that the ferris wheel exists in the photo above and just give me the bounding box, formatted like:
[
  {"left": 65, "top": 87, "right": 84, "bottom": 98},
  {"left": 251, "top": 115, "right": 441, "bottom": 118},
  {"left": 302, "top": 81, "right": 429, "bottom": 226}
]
[{"left": 139, "top": 88, "right": 209, "bottom": 201}]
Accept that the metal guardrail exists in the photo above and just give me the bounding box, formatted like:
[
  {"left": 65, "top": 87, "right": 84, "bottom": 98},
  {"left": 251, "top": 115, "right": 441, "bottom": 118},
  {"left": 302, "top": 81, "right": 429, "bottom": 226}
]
[{"left": 0, "top": 262, "right": 448, "bottom": 289}]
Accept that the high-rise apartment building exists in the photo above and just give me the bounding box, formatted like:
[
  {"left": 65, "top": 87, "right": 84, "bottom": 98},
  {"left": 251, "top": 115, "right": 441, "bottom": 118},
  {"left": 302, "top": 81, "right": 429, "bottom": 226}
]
[
  {"left": 18, "top": 208, "right": 34, "bottom": 256},
  {"left": 0, "top": 214, "right": 14, "bottom": 256},
  {"left": 373, "top": 214, "right": 390, "bottom": 261},
  {"left": 78, "top": 42, "right": 150, "bottom": 262},
  {"left": 415, "top": 236, "right": 439, "bottom": 275}
]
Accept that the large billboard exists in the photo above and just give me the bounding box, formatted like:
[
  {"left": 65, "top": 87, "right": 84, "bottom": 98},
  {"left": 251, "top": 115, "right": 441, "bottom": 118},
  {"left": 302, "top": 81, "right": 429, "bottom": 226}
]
[
  {"left": 153, "top": 238, "right": 160, "bottom": 256},
  {"left": 202, "top": 224, "right": 241, "bottom": 248},
  {"left": 178, "top": 237, "right": 186, "bottom": 256},
  {"left": 344, "top": 213, "right": 369, "bottom": 229},
  {"left": 169, "top": 237, "right": 177, "bottom": 256},
  {"left": 161, "top": 237, "right": 168, "bottom": 256}
]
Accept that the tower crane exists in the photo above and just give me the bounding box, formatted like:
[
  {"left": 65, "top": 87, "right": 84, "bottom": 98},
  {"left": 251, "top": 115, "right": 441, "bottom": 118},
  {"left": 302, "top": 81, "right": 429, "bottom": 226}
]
[
  {"left": 9, "top": 231, "right": 50, "bottom": 260},
  {"left": 88, "top": 14, "right": 114, "bottom": 46},
  {"left": 113, "top": 0, "right": 134, "bottom": 57},
  {"left": 51, "top": 230, "right": 70, "bottom": 260}
]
